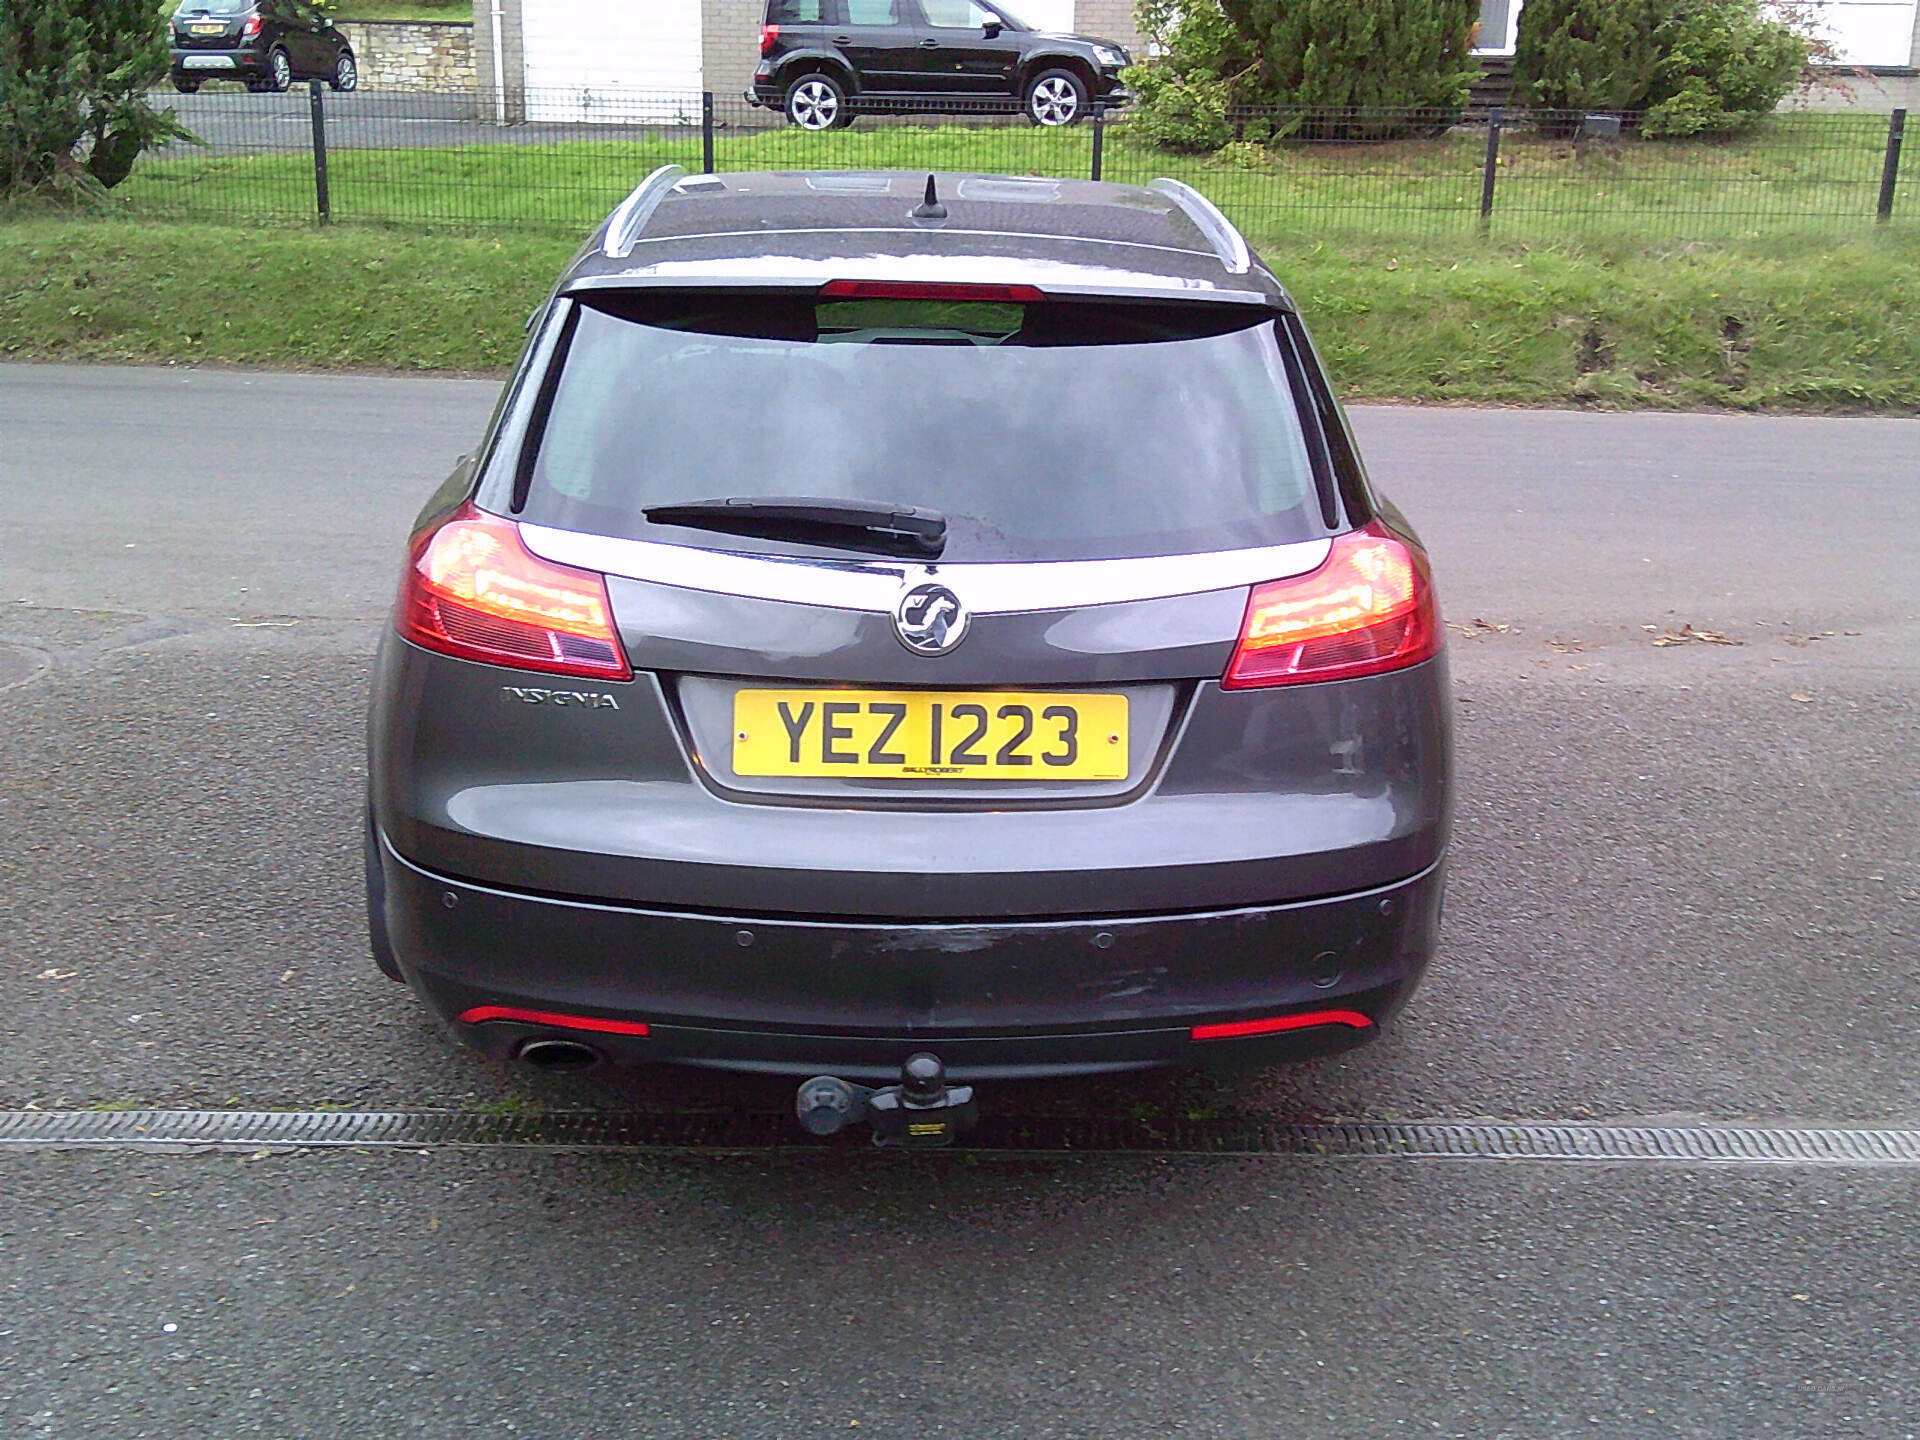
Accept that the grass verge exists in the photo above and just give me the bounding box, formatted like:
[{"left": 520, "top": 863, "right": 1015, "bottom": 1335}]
[{"left": 1, "top": 218, "right": 1916, "bottom": 409}]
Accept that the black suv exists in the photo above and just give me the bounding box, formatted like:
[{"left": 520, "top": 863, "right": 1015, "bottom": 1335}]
[
  {"left": 748, "top": 0, "right": 1131, "bottom": 128},
  {"left": 171, "top": 0, "right": 357, "bottom": 94}
]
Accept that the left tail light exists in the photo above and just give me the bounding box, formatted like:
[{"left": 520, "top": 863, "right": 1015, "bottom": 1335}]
[
  {"left": 759, "top": 22, "right": 779, "bottom": 56},
  {"left": 1223, "top": 520, "right": 1439, "bottom": 689},
  {"left": 396, "top": 503, "right": 631, "bottom": 681}
]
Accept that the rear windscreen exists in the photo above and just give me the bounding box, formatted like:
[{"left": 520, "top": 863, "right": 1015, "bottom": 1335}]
[{"left": 516, "top": 292, "right": 1325, "bottom": 564}]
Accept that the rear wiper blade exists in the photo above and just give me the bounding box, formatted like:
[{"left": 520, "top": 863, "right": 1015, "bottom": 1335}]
[{"left": 642, "top": 496, "right": 946, "bottom": 558}]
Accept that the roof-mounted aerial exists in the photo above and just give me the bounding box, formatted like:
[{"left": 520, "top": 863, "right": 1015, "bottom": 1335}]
[
  {"left": 603, "top": 164, "right": 689, "bottom": 259},
  {"left": 1147, "top": 177, "right": 1251, "bottom": 276}
]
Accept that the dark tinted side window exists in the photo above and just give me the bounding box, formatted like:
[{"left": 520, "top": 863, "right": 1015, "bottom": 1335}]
[
  {"left": 844, "top": 0, "right": 900, "bottom": 23},
  {"left": 767, "top": 0, "right": 834, "bottom": 21}
]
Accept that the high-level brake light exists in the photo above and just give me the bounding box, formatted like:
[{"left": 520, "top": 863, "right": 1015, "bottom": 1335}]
[
  {"left": 819, "top": 279, "right": 1046, "bottom": 303},
  {"left": 397, "top": 503, "right": 631, "bottom": 680},
  {"left": 1223, "top": 521, "right": 1438, "bottom": 689}
]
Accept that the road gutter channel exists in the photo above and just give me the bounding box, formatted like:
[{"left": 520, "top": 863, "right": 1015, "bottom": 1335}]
[{"left": 4, "top": 1111, "right": 1920, "bottom": 1163}]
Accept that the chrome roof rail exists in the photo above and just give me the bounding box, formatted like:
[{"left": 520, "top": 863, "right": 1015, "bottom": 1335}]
[
  {"left": 603, "top": 164, "right": 689, "bottom": 259},
  {"left": 1147, "top": 177, "right": 1251, "bottom": 275}
]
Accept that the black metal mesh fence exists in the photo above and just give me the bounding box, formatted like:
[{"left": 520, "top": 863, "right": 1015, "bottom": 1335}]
[{"left": 121, "top": 85, "right": 1915, "bottom": 243}]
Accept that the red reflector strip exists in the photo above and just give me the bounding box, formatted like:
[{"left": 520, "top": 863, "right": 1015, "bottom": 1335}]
[
  {"left": 456, "top": 1005, "right": 650, "bottom": 1037},
  {"left": 819, "top": 279, "right": 1046, "bottom": 303},
  {"left": 1190, "top": 1010, "right": 1373, "bottom": 1042}
]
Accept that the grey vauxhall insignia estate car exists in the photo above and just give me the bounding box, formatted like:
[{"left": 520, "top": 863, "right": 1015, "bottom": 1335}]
[{"left": 366, "top": 166, "right": 1452, "bottom": 1120}]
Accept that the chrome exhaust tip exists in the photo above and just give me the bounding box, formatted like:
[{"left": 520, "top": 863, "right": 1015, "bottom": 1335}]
[{"left": 515, "top": 1037, "right": 601, "bottom": 1072}]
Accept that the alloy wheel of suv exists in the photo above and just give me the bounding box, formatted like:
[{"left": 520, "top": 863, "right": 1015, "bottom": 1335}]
[
  {"left": 267, "top": 47, "right": 293, "bottom": 92},
  {"left": 1024, "top": 68, "right": 1086, "bottom": 126},
  {"left": 785, "top": 74, "right": 847, "bottom": 131},
  {"left": 331, "top": 51, "right": 358, "bottom": 92}
]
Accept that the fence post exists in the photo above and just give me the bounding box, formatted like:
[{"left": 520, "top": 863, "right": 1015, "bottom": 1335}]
[
  {"left": 308, "top": 79, "right": 330, "bottom": 224},
  {"left": 1090, "top": 103, "right": 1105, "bottom": 182},
  {"left": 1479, "top": 106, "right": 1502, "bottom": 231},
  {"left": 702, "top": 92, "right": 716, "bottom": 175},
  {"left": 1878, "top": 108, "right": 1906, "bottom": 223}
]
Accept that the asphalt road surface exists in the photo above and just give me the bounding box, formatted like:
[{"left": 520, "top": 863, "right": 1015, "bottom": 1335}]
[
  {"left": 156, "top": 86, "right": 768, "bottom": 154},
  {"left": 2, "top": 364, "right": 1917, "bottom": 1438}
]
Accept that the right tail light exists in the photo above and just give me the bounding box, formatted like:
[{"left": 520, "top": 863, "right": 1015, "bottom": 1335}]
[{"left": 1223, "top": 521, "right": 1439, "bottom": 689}]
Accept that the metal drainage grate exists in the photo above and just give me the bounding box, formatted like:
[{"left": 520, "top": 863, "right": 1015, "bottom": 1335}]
[{"left": 3, "top": 1110, "right": 1920, "bottom": 1162}]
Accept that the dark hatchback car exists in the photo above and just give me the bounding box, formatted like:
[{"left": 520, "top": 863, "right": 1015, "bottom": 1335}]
[
  {"left": 366, "top": 168, "right": 1451, "bottom": 1114},
  {"left": 171, "top": 0, "right": 357, "bottom": 93},
  {"left": 748, "top": 0, "right": 1130, "bottom": 128}
]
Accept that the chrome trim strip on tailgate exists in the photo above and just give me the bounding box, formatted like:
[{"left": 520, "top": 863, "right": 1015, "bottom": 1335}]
[{"left": 518, "top": 525, "right": 1332, "bottom": 615}]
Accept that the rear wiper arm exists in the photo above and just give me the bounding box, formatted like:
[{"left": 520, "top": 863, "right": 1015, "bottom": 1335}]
[{"left": 642, "top": 496, "right": 946, "bottom": 558}]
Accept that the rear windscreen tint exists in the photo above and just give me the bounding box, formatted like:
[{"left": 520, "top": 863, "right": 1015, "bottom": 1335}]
[{"left": 517, "top": 294, "right": 1325, "bottom": 563}]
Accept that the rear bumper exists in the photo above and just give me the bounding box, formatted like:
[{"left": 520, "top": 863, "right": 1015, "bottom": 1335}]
[
  {"left": 171, "top": 47, "right": 266, "bottom": 74},
  {"left": 378, "top": 832, "right": 1443, "bottom": 1080}
]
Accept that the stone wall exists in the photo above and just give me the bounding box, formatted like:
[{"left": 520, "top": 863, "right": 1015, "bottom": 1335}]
[
  {"left": 702, "top": 0, "right": 764, "bottom": 119},
  {"left": 1072, "top": 0, "right": 1143, "bottom": 58},
  {"left": 336, "top": 20, "right": 475, "bottom": 92}
]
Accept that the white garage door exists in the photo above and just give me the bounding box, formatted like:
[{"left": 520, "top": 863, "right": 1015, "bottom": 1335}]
[
  {"left": 1007, "top": 0, "right": 1075, "bottom": 33},
  {"left": 522, "top": 0, "right": 704, "bottom": 123},
  {"left": 1789, "top": 0, "right": 1919, "bottom": 65}
]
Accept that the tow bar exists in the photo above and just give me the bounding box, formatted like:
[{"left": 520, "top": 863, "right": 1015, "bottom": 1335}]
[{"left": 795, "top": 1053, "right": 978, "bottom": 1148}]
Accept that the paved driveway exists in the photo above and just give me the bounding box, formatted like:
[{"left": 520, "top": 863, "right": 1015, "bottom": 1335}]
[{"left": 2, "top": 366, "right": 1916, "bottom": 1438}]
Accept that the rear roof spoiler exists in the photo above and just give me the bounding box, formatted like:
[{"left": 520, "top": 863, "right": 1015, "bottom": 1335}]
[{"left": 1148, "top": 178, "right": 1251, "bottom": 276}]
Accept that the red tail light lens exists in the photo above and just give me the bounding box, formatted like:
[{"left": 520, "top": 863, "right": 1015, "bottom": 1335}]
[
  {"left": 241, "top": 12, "right": 262, "bottom": 36},
  {"left": 759, "top": 22, "right": 779, "bottom": 55},
  {"left": 397, "top": 503, "right": 631, "bottom": 681},
  {"left": 1223, "top": 521, "right": 1438, "bottom": 689}
]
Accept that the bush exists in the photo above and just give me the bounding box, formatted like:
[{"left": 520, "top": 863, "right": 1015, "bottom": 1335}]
[
  {"left": 1129, "top": 0, "right": 1482, "bottom": 145},
  {"left": 1642, "top": 0, "right": 1809, "bottom": 137},
  {"left": 1510, "top": 0, "right": 1663, "bottom": 119},
  {"left": 1514, "top": 0, "right": 1808, "bottom": 137},
  {"left": 0, "top": 0, "right": 190, "bottom": 197}
]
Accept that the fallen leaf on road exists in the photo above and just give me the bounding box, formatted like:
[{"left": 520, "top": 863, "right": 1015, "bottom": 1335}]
[
  {"left": 1790, "top": 693, "right": 1814, "bottom": 703},
  {"left": 1651, "top": 623, "right": 1741, "bottom": 647},
  {"left": 1451, "top": 617, "right": 1511, "bottom": 639}
]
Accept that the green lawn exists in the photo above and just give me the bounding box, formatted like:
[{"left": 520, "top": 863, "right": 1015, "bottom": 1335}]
[
  {"left": 329, "top": 0, "right": 471, "bottom": 21},
  {"left": 4, "top": 218, "right": 1915, "bottom": 409},
  {"left": 116, "top": 109, "right": 1917, "bottom": 241}
]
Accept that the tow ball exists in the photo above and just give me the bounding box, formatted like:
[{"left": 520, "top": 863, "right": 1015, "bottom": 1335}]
[{"left": 796, "top": 1053, "right": 978, "bottom": 1148}]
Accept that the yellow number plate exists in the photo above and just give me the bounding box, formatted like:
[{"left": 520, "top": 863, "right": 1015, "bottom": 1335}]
[
  {"left": 732, "top": 690, "right": 1129, "bottom": 780},
  {"left": 190, "top": 22, "right": 225, "bottom": 32}
]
